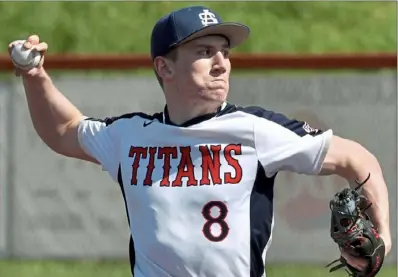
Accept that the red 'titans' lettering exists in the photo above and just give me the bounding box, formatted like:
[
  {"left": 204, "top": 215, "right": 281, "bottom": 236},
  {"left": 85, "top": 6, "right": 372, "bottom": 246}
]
[
  {"left": 128, "top": 147, "right": 147, "bottom": 186},
  {"left": 224, "top": 144, "right": 243, "bottom": 184},
  {"left": 199, "top": 145, "right": 222, "bottom": 186},
  {"left": 157, "top": 147, "right": 177, "bottom": 187},
  {"left": 128, "top": 145, "right": 242, "bottom": 187},
  {"left": 143, "top": 147, "right": 156, "bottom": 186},
  {"left": 172, "top": 146, "right": 197, "bottom": 187}
]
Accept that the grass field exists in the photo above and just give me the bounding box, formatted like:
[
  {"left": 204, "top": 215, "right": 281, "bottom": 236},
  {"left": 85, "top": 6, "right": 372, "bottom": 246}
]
[
  {"left": 0, "top": 2, "right": 395, "bottom": 54},
  {"left": 0, "top": 260, "right": 396, "bottom": 277}
]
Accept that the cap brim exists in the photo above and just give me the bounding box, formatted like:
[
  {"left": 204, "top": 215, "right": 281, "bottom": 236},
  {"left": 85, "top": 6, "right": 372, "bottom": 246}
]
[{"left": 178, "top": 23, "right": 250, "bottom": 49}]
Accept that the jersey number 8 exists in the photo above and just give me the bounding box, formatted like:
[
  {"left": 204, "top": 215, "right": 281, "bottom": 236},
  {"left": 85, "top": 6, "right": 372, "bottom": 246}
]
[{"left": 202, "top": 201, "right": 230, "bottom": 242}]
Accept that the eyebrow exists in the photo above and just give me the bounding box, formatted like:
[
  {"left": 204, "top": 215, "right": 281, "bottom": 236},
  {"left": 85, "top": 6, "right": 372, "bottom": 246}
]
[{"left": 195, "top": 43, "right": 230, "bottom": 49}]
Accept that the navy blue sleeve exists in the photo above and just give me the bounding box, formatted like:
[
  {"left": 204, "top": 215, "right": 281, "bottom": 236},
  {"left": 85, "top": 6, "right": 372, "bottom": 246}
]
[
  {"left": 85, "top": 112, "right": 156, "bottom": 126},
  {"left": 240, "top": 106, "right": 324, "bottom": 137}
]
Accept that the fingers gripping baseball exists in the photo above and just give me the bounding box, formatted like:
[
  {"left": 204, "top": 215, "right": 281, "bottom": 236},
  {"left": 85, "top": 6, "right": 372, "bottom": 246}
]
[{"left": 8, "top": 35, "right": 48, "bottom": 76}]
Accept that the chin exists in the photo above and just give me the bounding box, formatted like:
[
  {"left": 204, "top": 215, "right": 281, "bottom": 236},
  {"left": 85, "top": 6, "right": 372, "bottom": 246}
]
[
  {"left": 200, "top": 88, "right": 228, "bottom": 102},
  {"left": 204, "top": 93, "right": 227, "bottom": 102}
]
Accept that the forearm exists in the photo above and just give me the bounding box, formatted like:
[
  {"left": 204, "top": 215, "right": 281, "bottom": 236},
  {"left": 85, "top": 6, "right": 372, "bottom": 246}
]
[
  {"left": 346, "top": 150, "right": 389, "bottom": 237},
  {"left": 331, "top": 139, "right": 391, "bottom": 250},
  {"left": 321, "top": 136, "right": 391, "bottom": 253},
  {"left": 22, "top": 68, "right": 84, "bottom": 151}
]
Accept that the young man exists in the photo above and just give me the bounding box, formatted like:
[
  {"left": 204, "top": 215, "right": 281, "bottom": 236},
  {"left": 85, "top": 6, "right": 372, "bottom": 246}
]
[{"left": 8, "top": 5, "right": 391, "bottom": 277}]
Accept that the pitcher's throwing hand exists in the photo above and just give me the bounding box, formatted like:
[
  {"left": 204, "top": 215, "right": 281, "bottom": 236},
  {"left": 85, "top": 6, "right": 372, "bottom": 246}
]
[{"left": 8, "top": 35, "right": 47, "bottom": 76}]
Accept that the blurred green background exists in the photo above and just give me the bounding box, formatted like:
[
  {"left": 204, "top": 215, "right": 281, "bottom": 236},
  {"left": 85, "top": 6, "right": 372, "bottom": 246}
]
[
  {"left": 0, "top": 2, "right": 396, "bottom": 277},
  {"left": 0, "top": 1, "right": 396, "bottom": 54}
]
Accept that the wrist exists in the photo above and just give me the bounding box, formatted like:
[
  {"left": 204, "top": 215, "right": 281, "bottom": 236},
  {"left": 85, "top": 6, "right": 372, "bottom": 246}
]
[
  {"left": 22, "top": 67, "right": 50, "bottom": 84},
  {"left": 379, "top": 231, "right": 391, "bottom": 255},
  {"left": 22, "top": 67, "right": 47, "bottom": 79}
]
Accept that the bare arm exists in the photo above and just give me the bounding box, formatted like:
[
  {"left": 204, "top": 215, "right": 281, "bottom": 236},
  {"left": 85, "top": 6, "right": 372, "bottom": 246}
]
[
  {"left": 320, "top": 135, "right": 391, "bottom": 254},
  {"left": 10, "top": 35, "right": 97, "bottom": 164},
  {"left": 22, "top": 69, "right": 97, "bottom": 163}
]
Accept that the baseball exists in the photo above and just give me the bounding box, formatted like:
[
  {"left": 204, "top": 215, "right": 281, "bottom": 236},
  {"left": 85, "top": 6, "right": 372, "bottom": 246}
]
[{"left": 11, "top": 41, "right": 42, "bottom": 70}]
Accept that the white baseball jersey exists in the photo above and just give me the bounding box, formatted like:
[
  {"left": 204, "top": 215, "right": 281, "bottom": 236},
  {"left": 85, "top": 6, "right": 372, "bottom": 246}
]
[{"left": 77, "top": 102, "right": 333, "bottom": 277}]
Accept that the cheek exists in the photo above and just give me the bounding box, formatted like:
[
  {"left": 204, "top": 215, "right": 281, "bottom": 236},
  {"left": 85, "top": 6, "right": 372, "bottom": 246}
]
[
  {"left": 224, "top": 57, "right": 231, "bottom": 69},
  {"left": 191, "top": 60, "right": 211, "bottom": 77},
  {"left": 226, "top": 61, "right": 231, "bottom": 73},
  {"left": 179, "top": 64, "right": 209, "bottom": 85},
  {"left": 175, "top": 63, "right": 195, "bottom": 78}
]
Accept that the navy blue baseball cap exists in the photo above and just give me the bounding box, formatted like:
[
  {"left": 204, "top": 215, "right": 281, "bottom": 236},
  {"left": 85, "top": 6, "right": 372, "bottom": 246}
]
[{"left": 150, "top": 6, "right": 250, "bottom": 60}]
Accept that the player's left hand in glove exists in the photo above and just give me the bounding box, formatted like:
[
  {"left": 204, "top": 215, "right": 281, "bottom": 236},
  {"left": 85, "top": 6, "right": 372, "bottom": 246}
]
[{"left": 326, "top": 174, "right": 385, "bottom": 277}]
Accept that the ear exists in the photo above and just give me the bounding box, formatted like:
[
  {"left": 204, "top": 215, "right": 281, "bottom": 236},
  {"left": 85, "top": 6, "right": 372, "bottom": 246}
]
[{"left": 154, "top": 57, "right": 175, "bottom": 81}]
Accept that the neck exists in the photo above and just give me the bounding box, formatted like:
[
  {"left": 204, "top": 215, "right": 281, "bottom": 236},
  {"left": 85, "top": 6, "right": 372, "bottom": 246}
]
[{"left": 165, "top": 98, "right": 223, "bottom": 125}]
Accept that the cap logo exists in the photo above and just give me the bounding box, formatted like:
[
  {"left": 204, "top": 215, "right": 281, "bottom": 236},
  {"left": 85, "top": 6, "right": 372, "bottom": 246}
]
[{"left": 198, "top": 9, "right": 218, "bottom": 26}]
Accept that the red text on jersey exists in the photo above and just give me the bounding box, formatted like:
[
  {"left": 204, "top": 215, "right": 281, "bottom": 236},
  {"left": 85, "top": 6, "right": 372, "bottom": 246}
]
[{"left": 128, "top": 144, "right": 243, "bottom": 187}]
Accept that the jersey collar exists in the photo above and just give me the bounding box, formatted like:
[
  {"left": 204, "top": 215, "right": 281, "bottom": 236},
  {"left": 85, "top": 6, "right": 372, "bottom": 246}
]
[{"left": 162, "top": 102, "right": 228, "bottom": 127}]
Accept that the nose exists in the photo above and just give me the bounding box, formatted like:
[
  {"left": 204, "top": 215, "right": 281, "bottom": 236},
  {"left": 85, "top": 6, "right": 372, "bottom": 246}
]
[{"left": 210, "top": 51, "right": 227, "bottom": 75}]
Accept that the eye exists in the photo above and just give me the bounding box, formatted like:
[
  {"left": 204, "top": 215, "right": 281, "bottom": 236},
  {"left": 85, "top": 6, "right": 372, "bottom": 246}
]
[
  {"left": 198, "top": 48, "right": 212, "bottom": 57},
  {"left": 221, "top": 49, "right": 230, "bottom": 58}
]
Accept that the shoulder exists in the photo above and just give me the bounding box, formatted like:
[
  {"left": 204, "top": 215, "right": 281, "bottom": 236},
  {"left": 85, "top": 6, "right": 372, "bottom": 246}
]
[
  {"left": 83, "top": 111, "right": 164, "bottom": 127},
  {"left": 221, "top": 103, "right": 324, "bottom": 137}
]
